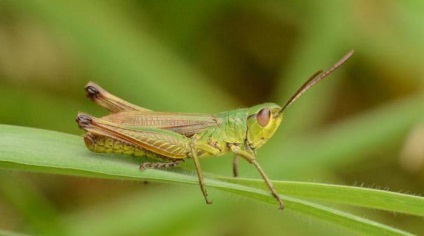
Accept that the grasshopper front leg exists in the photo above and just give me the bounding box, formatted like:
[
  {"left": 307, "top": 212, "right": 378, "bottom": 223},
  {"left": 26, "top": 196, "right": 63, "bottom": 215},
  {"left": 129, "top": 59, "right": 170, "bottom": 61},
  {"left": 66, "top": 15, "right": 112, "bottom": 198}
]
[{"left": 229, "top": 144, "right": 284, "bottom": 210}]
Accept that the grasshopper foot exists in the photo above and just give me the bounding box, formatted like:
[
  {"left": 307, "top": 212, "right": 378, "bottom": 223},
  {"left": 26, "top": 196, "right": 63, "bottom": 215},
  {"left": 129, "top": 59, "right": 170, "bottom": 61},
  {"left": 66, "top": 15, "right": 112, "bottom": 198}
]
[{"left": 272, "top": 192, "right": 284, "bottom": 210}]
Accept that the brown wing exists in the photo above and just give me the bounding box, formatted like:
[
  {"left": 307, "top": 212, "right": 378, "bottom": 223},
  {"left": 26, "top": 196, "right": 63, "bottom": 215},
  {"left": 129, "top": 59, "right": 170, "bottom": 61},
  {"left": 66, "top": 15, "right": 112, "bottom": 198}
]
[{"left": 101, "top": 111, "right": 220, "bottom": 137}]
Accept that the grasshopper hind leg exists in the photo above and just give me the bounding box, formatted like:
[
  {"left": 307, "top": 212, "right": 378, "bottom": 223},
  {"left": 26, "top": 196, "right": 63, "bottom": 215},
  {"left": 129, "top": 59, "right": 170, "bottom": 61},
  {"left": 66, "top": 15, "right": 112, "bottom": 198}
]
[
  {"left": 82, "top": 131, "right": 183, "bottom": 168},
  {"left": 84, "top": 82, "right": 150, "bottom": 113},
  {"left": 82, "top": 132, "right": 145, "bottom": 156}
]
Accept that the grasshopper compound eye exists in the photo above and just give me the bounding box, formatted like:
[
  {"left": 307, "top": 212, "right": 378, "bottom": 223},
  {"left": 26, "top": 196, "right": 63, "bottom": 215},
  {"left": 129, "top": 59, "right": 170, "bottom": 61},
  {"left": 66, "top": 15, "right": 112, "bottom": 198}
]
[{"left": 257, "top": 108, "right": 271, "bottom": 127}]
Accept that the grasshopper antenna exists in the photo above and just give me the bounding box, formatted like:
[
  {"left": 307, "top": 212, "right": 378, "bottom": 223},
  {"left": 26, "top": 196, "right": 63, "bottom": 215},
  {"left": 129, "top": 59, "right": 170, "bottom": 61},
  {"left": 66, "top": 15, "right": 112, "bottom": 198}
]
[{"left": 278, "top": 50, "right": 354, "bottom": 115}]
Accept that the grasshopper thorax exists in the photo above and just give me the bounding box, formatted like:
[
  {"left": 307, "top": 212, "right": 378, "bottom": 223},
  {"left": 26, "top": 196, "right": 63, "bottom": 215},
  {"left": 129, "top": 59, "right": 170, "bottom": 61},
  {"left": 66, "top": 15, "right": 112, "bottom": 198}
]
[{"left": 246, "top": 103, "right": 283, "bottom": 149}]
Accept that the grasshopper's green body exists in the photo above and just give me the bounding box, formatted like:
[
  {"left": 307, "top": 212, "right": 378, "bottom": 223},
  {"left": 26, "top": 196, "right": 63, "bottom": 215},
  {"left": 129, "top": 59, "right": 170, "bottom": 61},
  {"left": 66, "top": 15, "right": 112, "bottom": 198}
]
[
  {"left": 77, "top": 51, "right": 353, "bottom": 209},
  {"left": 83, "top": 104, "right": 282, "bottom": 160}
]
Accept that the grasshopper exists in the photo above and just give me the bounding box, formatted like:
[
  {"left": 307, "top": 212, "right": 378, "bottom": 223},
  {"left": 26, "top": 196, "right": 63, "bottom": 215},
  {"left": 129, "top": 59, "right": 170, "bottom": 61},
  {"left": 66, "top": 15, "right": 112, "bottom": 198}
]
[{"left": 76, "top": 50, "right": 353, "bottom": 210}]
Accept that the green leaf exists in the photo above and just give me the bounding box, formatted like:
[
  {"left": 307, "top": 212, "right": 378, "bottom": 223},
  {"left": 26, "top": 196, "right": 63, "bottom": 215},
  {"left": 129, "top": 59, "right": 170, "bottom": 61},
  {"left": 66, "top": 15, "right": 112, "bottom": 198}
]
[{"left": 0, "top": 124, "right": 420, "bottom": 235}]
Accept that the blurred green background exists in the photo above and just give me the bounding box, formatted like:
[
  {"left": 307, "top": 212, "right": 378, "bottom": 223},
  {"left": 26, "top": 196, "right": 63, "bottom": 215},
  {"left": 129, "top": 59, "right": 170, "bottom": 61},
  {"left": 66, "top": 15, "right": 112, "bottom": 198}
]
[{"left": 1, "top": 1, "right": 424, "bottom": 235}]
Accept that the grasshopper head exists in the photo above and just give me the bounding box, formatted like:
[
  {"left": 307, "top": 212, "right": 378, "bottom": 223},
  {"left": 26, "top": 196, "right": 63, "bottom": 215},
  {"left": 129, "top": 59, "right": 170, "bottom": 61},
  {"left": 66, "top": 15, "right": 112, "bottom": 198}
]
[{"left": 246, "top": 103, "right": 283, "bottom": 149}]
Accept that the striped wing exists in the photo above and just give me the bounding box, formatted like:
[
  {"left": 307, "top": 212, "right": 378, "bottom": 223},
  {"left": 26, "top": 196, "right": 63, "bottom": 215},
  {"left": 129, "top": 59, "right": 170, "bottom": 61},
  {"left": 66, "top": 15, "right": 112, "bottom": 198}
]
[{"left": 102, "top": 111, "right": 220, "bottom": 137}]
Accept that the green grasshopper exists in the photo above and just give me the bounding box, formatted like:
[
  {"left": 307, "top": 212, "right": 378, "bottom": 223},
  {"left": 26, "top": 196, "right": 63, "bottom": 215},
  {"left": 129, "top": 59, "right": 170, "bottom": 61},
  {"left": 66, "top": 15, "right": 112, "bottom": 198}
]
[{"left": 76, "top": 50, "right": 353, "bottom": 210}]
